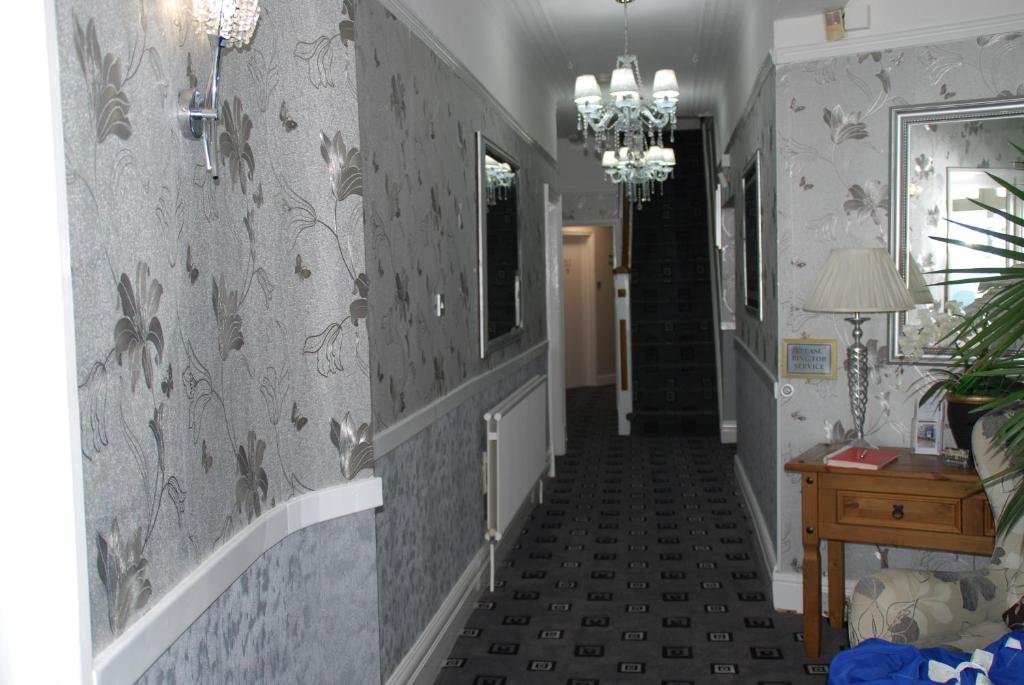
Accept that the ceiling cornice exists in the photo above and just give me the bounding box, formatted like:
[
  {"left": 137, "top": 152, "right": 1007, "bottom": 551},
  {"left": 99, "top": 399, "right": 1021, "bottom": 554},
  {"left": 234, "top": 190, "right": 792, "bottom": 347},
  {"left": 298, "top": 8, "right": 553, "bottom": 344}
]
[{"left": 774, "top": 12, "right": 1024, "bottom": 64}]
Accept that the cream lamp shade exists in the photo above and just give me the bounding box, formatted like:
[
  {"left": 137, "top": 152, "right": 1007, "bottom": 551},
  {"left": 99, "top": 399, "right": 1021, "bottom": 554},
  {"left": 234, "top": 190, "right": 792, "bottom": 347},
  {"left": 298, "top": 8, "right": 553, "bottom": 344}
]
[
  {"left": 804, "top": 248, "right": 915, "bottom": 313},
  {"left": 574, "top": 75, "right": 602, "bottom": 105},
  {"left": 652, "top": 69, "right": 679, "bottom": 99},
  {"left": 609, "top": 67, "right": 639, "bottom": 99}
]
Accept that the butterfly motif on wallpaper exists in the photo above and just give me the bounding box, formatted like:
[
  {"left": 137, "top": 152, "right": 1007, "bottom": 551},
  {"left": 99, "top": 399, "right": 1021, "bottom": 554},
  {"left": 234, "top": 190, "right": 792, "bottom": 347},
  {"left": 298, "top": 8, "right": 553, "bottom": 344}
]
[
  {"left": 201, "top": 439, "right": 213, "bottom": 473},
  {"left": 161, "top": 363, "right": 174, "bottom": 398},
  {"left": 291, "top": 401, "right": 307, "bottom": 431},
  {"left": 295, "top": 254, "right": 312, "bottom": 280},
  {"left": 185, "top": 245, "right": 199, "bottom": 285},
  {"left": 279, "top": 101, "right": 298, "bottom": 132}
]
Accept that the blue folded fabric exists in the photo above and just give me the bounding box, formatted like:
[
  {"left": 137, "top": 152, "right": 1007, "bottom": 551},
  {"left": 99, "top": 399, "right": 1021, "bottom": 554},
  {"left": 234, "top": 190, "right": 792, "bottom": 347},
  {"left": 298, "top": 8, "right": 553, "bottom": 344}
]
[{"left": 828, "top": 631, "right": 1024, "bottom": 685}]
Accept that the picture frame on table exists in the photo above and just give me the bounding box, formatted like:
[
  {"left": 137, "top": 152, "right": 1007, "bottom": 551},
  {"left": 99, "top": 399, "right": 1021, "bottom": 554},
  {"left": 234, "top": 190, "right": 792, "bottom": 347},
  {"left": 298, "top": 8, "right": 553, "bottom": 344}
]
[{"left": 912, "top": 395, "right": 945, "bottom": 455}]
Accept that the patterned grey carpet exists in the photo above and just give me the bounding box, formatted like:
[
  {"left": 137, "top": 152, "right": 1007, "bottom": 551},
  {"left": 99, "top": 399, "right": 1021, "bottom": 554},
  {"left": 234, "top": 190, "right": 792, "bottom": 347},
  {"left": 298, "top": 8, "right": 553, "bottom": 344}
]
[{"left": 433, "top": 386, "right": 847, "bottom": 684}]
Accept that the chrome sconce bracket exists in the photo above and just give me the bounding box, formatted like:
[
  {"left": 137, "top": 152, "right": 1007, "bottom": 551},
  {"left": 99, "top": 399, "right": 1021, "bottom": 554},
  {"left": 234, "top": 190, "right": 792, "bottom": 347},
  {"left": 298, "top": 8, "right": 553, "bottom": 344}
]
[{"left": 178, "top": 38, "right": 225, "bottom": 179}]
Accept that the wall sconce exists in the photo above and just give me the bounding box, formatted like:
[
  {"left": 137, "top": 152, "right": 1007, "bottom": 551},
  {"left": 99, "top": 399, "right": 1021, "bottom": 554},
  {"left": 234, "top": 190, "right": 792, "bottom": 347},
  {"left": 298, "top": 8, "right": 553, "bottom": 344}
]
[
  {"left": 823, "top": 8, "right": 845, "bottom": 42},
  {"left": 178, "top": 1, "right": 261, "bottom": 178}
]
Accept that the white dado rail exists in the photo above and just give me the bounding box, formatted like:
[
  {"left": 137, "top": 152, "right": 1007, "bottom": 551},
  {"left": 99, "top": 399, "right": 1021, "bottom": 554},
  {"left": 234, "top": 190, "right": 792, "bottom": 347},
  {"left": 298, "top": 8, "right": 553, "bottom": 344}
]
[{"left": 92, "top": 477, "right": 383, "bottom": 685}]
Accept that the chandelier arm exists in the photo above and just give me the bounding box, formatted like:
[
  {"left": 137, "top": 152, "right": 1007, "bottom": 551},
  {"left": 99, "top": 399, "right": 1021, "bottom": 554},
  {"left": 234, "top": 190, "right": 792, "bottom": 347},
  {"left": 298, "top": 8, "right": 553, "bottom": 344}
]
[{"left": 640, "top": 108, "right": 670, "bottom": 128}]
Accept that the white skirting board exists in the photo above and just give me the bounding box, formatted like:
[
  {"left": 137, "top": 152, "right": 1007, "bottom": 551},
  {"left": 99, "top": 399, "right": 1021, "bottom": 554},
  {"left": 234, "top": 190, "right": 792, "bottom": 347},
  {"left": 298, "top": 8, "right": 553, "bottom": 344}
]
[
  {"left": 720, "top": 420, "right": 737, "bottom": 444},
  {"left": 732, "top": 455, "right": 854, "bottom": 618},
  {"left": 386, "top": 476, "right": 543, "bottom": 685},
  {"left": 732, "top": 454, "right": 777, "bottom": 582},
  {"left": 92, "top": 477, "right": 383, "bottom": 685},
  {"left": 772, "top": 569, "right": 857, "bottom": 618},
  {"left": 384, "top": 545, "right": 490, "bottom": 685}
]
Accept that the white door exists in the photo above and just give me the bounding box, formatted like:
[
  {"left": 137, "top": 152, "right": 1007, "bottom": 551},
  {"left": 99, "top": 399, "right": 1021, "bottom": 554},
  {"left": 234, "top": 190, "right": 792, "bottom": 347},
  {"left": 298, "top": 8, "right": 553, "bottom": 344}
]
[{"left": 544, "top": 186, "right": 566, "bottom": 461}]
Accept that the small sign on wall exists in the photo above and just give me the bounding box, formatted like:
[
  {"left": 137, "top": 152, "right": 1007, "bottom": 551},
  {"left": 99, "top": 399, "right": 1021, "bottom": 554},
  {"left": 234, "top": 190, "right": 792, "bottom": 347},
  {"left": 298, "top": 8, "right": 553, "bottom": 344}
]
[{"left": 781, "top": 338, "right": 838, "bottom": 381}]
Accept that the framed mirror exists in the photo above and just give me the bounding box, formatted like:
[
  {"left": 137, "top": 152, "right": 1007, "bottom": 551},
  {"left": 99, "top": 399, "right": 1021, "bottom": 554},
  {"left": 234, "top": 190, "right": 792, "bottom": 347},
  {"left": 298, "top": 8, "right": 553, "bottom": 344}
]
[
  {"left": 888, "top": 97, "right": 1024, "bottom": 362},
  {"left": 742, "top": 150, "right": 763, "bottom": 320},
  {"left": 477, "top": 132, "right": 523, "bottom": 357}
]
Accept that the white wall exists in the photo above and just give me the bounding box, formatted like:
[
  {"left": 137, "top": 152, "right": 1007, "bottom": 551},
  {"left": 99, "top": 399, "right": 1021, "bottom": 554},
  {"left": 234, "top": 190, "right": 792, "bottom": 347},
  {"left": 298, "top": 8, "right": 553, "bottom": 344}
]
[
  {"left": 391, "top": 0, "right": 559, "bottom": 156},
  {"left": 0, "top": 2, "right": 90, "bottom": 683},
  {"left": 717, "top": 0, "right": 775, "bottom": 157},
  {"left": 557, "top": 138, "right": 611, "bottom": 195}
]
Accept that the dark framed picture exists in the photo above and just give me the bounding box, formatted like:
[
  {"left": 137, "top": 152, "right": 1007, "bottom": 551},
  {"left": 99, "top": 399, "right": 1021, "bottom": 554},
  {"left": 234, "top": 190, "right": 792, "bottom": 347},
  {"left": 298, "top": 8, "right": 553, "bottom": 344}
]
[{"left": 742, "top": 151, "right": 762, "bottom": 319}]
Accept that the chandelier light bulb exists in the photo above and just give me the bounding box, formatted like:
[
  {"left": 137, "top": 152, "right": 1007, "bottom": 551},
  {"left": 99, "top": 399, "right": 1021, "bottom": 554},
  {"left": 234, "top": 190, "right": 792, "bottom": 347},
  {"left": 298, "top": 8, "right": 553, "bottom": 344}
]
[
  {"left": 193, "top": 0, "right": 261, "bottom": 47},
  {"left": 660, "top": 147, "right": 676, "bottom": 167},
  {"left": 601, "top": 151, "right": 617, "bottom": 168}
]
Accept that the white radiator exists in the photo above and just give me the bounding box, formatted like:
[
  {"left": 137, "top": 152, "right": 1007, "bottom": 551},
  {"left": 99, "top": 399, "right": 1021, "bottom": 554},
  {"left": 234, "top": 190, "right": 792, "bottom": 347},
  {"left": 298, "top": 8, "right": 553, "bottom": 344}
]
[{"left": 484, "top": 374, "right": 548, "bottom": 590}]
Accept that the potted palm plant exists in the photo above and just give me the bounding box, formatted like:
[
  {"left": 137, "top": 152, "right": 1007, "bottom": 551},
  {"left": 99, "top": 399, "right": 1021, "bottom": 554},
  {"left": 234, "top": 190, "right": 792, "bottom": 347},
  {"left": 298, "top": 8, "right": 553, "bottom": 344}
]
[{"left": 922, "top": 151, "right": 1024, "bottom": 536}]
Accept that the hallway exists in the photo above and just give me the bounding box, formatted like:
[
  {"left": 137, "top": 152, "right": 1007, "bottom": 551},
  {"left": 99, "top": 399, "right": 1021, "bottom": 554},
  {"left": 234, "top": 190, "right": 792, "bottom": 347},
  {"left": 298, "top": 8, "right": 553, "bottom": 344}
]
[{"left": 436, "top": 387, "right": 846, "bottom": 683}]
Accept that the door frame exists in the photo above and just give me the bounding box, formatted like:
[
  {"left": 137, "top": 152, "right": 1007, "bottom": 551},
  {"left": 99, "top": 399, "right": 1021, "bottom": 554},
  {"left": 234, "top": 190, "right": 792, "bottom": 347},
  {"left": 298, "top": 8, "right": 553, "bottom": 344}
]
[{"left": 544, "top": 184, "right": 566, "bottom": 463}]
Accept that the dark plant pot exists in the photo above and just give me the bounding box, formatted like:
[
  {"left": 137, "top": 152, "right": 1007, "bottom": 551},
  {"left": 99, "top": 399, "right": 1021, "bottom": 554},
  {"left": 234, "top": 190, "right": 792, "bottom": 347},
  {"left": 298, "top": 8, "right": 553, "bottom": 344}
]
[{"left": 946, "top": 394, "right": 996, "bottom": 459}]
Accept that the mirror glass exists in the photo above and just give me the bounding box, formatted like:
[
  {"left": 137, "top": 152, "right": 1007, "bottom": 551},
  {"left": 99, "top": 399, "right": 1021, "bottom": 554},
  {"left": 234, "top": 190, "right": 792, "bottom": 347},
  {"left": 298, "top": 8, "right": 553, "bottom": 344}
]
[
  {"left": 888, "top": 98, "right": 1024, "bottom": 362},
  {"left": 477, "top": 133, "right": 522, "bottom": 357}
]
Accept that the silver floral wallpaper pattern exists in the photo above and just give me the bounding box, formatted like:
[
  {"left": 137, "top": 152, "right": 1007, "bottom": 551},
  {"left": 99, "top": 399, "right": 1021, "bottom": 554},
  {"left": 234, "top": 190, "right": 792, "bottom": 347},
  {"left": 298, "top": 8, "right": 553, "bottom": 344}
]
[
  {"left": 355, "top": 0, "right": 555, "bottom": 678},
  {"left": 56, "top": 0, "right": 376, "bottom": 661},
  {"left": 774, "top": 32, "right": 1024, "bottom": 580}
]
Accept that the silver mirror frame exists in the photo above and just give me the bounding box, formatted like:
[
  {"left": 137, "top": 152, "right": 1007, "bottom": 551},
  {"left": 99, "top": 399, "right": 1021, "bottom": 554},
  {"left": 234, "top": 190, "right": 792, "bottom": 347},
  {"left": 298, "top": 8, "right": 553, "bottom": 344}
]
[
  {"left": 741, "top": 150, "right": 763, "bottom": 321},
  {"left": 887, "top": 96, "right": 1024, "bottom": 363},
  {"left": 477, "top": 132, "right": 524, "bottom": 358}
]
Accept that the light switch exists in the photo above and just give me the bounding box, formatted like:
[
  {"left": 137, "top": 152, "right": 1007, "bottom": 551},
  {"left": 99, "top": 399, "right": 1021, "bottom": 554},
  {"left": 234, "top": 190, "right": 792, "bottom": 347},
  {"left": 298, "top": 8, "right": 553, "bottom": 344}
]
[{"left": 434, "top": 293, "right": 445, "bottom": 317}]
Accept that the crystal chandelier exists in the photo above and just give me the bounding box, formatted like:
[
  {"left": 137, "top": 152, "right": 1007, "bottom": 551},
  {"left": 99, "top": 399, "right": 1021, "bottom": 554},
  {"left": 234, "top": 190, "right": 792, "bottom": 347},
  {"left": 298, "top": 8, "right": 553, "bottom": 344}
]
[
  {"left": 484, "top": 155, "right": 515, "bottom": 206},
  {"left": 601, "top": 145, "right": 676, "bottom": 203},
  {"left": 574, "top": 0, "right": 678, "bottom": 203}
]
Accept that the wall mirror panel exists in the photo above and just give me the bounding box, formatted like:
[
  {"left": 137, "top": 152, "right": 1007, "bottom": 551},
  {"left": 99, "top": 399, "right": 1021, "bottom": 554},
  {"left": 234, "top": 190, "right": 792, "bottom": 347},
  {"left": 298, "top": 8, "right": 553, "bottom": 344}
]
[
  {"left": 477, "top": 132, "right": 523, "bottom": 357},
  {"left": 888, "top": 97, "right": 1024, "bottom": 362}
]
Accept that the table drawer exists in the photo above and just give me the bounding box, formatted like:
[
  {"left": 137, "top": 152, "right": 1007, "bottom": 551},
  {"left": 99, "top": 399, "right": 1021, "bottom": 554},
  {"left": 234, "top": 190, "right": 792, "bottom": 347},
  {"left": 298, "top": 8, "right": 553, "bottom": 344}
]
[{"left": 837, "top": 490, "right": 961, "bottom": 534}]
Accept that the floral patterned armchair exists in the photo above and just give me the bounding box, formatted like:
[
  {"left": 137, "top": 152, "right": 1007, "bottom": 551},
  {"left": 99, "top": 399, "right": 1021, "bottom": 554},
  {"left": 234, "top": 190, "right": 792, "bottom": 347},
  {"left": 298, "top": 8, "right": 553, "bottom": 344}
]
[{"left": 848, "top": 409, "right": 1024, "bottom": 652}]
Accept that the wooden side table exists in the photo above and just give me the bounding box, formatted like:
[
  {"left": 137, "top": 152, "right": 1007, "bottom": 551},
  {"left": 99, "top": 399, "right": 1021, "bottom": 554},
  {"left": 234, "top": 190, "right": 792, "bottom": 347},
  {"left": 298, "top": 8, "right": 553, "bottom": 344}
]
[{"left": 784, "top": 444, "right": 995, "bottom": 658}]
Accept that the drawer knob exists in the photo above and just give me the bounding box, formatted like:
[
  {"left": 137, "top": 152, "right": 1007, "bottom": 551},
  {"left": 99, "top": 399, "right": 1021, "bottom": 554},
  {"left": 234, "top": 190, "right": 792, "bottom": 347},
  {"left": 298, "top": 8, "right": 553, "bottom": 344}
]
[
  {"left": 891, "top": 504, "right": 905, "bottom": 520},
  {"left": 805, "top": 526, "right": 814, "bottom": 534},
  {"left": 806, "top": 477, "right": 814, "bottom": 485}
]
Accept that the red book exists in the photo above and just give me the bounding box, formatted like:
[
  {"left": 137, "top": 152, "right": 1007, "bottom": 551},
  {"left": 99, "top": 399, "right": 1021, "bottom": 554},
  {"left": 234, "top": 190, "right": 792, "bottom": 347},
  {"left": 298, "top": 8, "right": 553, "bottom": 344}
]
[{"left": 824, "top": 447, "right": 900, "bottom": 471}]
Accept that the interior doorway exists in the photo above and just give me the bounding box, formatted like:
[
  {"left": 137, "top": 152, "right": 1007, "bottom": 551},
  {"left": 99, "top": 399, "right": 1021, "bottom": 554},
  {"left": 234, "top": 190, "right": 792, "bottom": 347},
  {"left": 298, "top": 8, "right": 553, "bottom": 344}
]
[{"left": 562, "top": 226, "right": 616, "bottom": 389}]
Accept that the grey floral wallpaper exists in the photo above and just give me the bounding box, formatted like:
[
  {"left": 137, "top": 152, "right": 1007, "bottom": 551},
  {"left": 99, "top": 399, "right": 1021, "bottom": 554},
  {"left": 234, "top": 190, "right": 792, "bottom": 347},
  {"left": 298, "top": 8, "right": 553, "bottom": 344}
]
[
  {"left": 774, "top": 33, "right": 1024, "bottom": 580},
  {"left": 56, "top": 0, "right": 374, "bottom": 657},
  {"left": 729, "top": 65, "right": 780, "bottom": 537},
  {"left": 732, "top": 67, "right": 780, "bottom": 375},
  {"left": 355, "top": 0, "right": 555, "bottom": 678},
  {"left": 356, "top": 1, "right": 553, "bottom": 432}
]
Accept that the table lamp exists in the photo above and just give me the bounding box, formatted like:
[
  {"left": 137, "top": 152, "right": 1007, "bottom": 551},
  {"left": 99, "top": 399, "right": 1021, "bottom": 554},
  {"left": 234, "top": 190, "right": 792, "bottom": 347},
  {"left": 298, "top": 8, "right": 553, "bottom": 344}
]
[{"left": 804, "top": 249, "right": 915, "bottom": 445}]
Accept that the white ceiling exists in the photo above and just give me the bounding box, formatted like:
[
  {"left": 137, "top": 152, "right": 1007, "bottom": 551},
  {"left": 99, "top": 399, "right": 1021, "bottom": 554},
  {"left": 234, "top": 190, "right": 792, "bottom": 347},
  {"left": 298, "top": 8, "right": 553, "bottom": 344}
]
[{"left": 506, "top": 0, "right": 846, "bottom": 135}]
